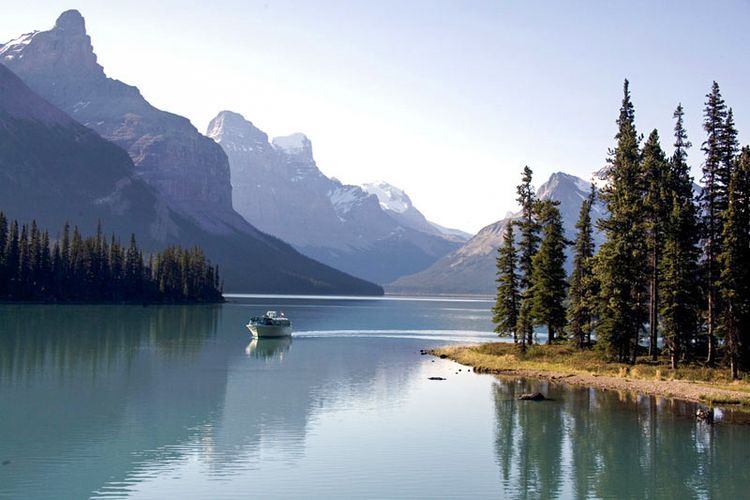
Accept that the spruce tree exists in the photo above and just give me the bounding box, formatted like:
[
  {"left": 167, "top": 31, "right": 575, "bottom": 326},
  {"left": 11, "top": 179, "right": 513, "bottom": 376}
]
[
  {"left": 568, "top": 188, "right": 597, "bottom": 348},
  {"left": 530, "top": 199, "right": 569, "bottom": 344},
  {"left": 660, "top": 104, "right": 701, "bottom": 368},
  {"left": 492, "top": 223, "right": 520, "bottom": 341},
  {"left": 719, "top": 146, "right": 750, "bottom": 378},
  {"left": 701, "top": 82, "right": 730, "bottom": 364},
  {"left": 0, "top": 212, "right": 7, "bottom": 297},
  {"left": 642, "top": 130, "right": 671, "bottom": 360},
  {"left": 5, "top": 221, "right": 19, "bottom": 298},
  {"left": 595, "top": 79, "right": 646, "bottom": 363},
  {"left": 515, "top": 166, "right": 541, "bottom": 345},
  {"left": 18, "top": 224, "right": 30, "bottom": 300}
]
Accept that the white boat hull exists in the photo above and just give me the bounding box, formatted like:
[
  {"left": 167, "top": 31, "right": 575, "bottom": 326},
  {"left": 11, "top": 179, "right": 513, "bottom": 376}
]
[{"left": 246, "top": 324, "right": 293, "bottom": 338}]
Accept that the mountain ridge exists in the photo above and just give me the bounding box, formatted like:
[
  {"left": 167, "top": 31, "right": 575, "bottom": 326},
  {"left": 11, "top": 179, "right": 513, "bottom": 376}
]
[
  {"left": 1, "top": 12, "right": 383, "bottom": 295},
  {"left": 207, "top": 110, "right": 462, "bottom": 284},
  {"left": 388, "top": 171, "right": 606, "bottom": 295}
]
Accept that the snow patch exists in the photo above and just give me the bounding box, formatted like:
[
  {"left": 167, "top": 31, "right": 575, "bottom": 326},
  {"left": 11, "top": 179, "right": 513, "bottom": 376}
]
[
  {"left": 328, "top": 185, "right": 367, "bottom": 214},
  {"left": 0, "top": 31, "right": 38, "bottom": 61},
  {"left": 361, "top": 181, "right": 411, "bottom": 213}
]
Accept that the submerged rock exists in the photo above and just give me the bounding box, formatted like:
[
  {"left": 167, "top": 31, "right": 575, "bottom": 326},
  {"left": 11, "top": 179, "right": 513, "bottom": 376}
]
[{"left": 519, "top": 392, "right": 546, "bottom": 401}]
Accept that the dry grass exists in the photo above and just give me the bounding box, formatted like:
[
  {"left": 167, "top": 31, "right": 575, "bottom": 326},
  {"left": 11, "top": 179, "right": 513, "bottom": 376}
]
[{"left": 433, "top": 342, "right": 750, "bottom": 409}]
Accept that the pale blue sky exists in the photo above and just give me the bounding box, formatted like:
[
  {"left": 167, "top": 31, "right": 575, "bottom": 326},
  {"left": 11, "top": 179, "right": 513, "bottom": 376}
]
[{"left": 2, "top": 1, "right": 748, "bottom": 233}]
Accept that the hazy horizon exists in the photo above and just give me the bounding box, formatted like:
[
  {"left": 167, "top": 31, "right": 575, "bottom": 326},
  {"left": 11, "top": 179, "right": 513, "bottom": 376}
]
[{"left": 1, "top": 0, "right": 748, "bottom": 234}]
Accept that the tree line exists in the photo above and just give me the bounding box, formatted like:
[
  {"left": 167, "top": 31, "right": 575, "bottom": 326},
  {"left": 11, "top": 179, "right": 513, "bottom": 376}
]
[
  {"left": 0, "top": 214, "right": 223, "bottom": 304},
  {"left": 493, "top": 80, "right": 750, "bottom": 378}
]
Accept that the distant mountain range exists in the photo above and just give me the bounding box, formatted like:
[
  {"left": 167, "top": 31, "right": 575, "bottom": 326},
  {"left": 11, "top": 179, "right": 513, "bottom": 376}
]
[
  {"left": 207, "top": 110, "right": 468, "bottom": 283},
  {"left": 388, "top": 172, "right": 607, "bottom": 295},
  {"left": 0, "top": 11, "right": 381, "bottom": 295}
]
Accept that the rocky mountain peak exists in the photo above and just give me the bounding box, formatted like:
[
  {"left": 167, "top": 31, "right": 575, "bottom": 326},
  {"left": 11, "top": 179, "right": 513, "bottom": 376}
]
[
  {"left": 54, "top": 10, "right": 87, "bottom": 35},
  {"left": 207, "top": 110, "right": 269, "bottom": 145},
  {"left": 361, "top": 181, "right": 411, "bottom": 214},
  {"left": 0, "top": 9, "right": 102, "bottom": 78}
]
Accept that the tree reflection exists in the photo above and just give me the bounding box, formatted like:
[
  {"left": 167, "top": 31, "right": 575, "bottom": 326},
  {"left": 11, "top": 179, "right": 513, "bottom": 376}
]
[{"left": 492, "top": 377, "right": 750, "bottom": 498}]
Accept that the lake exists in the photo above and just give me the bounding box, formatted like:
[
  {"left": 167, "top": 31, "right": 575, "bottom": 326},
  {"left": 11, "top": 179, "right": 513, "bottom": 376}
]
[{"left": 1, "top": 295, "right": 748, "bottom": 499}]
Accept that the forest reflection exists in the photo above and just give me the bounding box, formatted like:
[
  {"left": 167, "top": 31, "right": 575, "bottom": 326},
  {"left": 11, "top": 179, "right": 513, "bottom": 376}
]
[
  {"left": 0, "top": 304, "right": 220, "bottom": 381},
  {"left": 492, "top": 377, "right": 750, "bottom": 499}
]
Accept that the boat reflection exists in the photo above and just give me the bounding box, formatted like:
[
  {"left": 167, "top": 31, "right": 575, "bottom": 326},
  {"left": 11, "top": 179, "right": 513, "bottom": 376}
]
[{"left": 244, "top": 336, "right": 293, "bottom": 360}]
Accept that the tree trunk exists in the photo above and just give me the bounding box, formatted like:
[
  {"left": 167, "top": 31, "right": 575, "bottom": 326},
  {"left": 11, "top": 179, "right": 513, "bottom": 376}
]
[
  {"left": 707, "top": 235, "right": 716, "bottom": 365},
  {"left": 649, "top": 245, "right": 658, "bottom": 361},
  {"left": 547, "top": 325, "right": 554, "bottom": 345},
  {"left": 707, "top": 289, "right": 715, "bottom": 365}
]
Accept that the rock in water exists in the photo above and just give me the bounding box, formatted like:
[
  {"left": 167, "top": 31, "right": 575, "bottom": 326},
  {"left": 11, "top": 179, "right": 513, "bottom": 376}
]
[
  {"left": 696, "top": 408, "right": 714, "bottom": 424},
  {"left": 428, "top": 377, "right": 446, "bottom": 381},
  {"left": 519, "top": 392, "right": 546, "bottom": 401}
]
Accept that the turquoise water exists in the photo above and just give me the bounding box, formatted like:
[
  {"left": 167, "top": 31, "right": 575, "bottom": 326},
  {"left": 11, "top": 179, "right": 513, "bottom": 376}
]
[{"left": 0, "top": 296, "right": 748, "bottom": 499}]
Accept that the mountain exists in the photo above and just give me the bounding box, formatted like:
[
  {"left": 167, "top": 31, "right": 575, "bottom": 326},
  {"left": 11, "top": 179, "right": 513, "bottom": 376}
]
[
  {"left": 0, "top": 10, "right": 231, "bottom": 221},
  {"left": 360, "top": 181, "right": 471, "bottom": 241},
  {"left": 0, "top": 12, "right": 382, "bottom": 295},
  {"left": 0, "top": 62, "right": 171, "bottom": 241},
  {"left": 388, "top": 172, "right": 606, "bottom": 295},
  {"left": 206, "top": 110, "right": 463, "bottom": 284}
]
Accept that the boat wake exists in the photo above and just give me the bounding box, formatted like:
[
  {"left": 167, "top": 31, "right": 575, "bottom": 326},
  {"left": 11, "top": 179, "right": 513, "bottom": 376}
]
[{"left": 292, "top": 329, "right": 496, "bottom": 343}]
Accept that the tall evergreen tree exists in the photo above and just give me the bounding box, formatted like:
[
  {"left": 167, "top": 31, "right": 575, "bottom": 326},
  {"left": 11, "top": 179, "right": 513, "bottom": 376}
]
[
  {"left": 700, "top": 82, "right": 730, "bottom": 364},
  {"left": 493, "top": 223, "right": 520, "bottom": 341},
  {"left": 515, "top": 166, "right": 541, "bottom": 345},
  {"left": 0, "top": 212, "right": 7, "bottom": 297},
  {"left": 596, "top": 79, "right": 647, "bottom": 363},
  {"left": 0, "top": 215, "right": 222, "bottom": 303},
  {"left": 4, "top": 221, "right": 19, "bottom": 297},
  {"left": 719, "top": 146, "right": 750, "bottom": 379},
  {"left": 660, "top": 104, "right": 702, "bottom": 368},
  {"left": 568, "top": 188, "right": 598, "bottom": 348},
  {"left": 530, "top": 200, "right": 569, "bottom": 344},
  {"left": 642, "top": 130, "right": 671, "bottom": 360}
]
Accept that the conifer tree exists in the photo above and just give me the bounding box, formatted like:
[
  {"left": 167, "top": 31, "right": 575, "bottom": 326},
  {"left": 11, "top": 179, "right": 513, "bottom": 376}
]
[
  {"left": 660, "top": 105, "right": 701, "bottom": 368},
  {"left": 642, "top": 130, "right": 671, "bottom": 360},
  {"left": 515, "top": 166, "right": 541, "bottom": 345},
  {"left": 595, "top": 79, "right": 646, "bottom": 363},
  {"left": 0, "top": 215, "right": 222, "bottom": 303},
  {"left": 493, "top": 223, "right": 520, "bottom": 341},
  {"left": 530, "top": 199, "right": 569, "bottom": 344},
  {"left": 5, "top": 221, "right": 19, "bottom": 298},
  {"left": 18, "top": 224, "right": 30, "bottom": 300},
  {"left": 701, "top": 82, "right": 730, "bottom": 364},
  {"left": 719, "top": 146, "right": 750, "bottom": 379},
  {"left": 0, "top": 212, "right": 7, "bottom": 297},
  {"left": 568, "top": 188, "right": 597, "bottom": 348}
]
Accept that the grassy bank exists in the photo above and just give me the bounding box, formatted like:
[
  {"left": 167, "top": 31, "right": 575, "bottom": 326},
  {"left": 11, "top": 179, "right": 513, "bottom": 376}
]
[{"left": 434, "top": 343, "right": 750, "bottom": 409}]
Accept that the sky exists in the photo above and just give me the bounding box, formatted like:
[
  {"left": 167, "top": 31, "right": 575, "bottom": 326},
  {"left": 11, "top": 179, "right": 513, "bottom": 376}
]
[{"left": 1, "top": 1, "right": 749, "bottom": 234}]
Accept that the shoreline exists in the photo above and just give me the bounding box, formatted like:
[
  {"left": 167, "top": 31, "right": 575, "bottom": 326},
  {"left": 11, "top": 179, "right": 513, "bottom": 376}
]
[{"left": 433, "top": 344, "right": 750, "bottom": 413}]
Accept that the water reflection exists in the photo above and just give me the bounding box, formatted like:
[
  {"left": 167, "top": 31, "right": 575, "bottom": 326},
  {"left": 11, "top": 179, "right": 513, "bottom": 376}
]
[
  {"left": 244, "top": 337, "right": 292, "bottom": 360},
  {"left": 492, "top": 378, "right": 750, "bottom": 499},
  {"left": 2, "top": 298, "right": 750, "bottom": 499},
  {"left": 0, "top": 304, "right": 421, "bottom": 499}
]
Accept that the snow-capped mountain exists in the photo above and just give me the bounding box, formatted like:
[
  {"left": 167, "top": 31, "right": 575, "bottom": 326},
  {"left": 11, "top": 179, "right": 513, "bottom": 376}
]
[
  {"left": 361, "top": 182, "right": 471, "bottom": 241},
  {"left": 389, "top": 172, "right": 606, "bottom": 294},
  {"left": 207, "top": 111, "right": 462, "bottom": 283},
  {"left": 0, "top": 11, "right": 382, "bottom": 295}
]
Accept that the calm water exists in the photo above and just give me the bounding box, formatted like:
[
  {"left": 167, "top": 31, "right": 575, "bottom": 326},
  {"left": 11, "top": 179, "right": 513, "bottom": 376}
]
[{"left": 1, "top": 296, "right": 749, "bottom": 499}]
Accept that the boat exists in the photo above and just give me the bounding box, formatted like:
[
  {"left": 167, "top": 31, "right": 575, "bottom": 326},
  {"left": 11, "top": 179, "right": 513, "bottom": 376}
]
[{"left": 246, "top": 311, "right": 293, "bottom": 338}]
